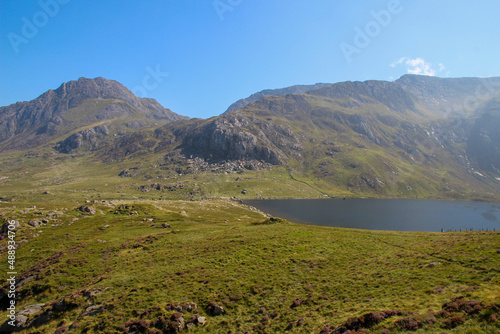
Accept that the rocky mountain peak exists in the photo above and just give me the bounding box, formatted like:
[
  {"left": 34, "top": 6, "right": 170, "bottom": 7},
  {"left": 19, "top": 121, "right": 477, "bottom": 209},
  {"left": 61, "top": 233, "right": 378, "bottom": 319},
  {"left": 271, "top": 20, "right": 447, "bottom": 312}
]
[{"left": 0, "top": 77, "right": 186, "bottom": 151}]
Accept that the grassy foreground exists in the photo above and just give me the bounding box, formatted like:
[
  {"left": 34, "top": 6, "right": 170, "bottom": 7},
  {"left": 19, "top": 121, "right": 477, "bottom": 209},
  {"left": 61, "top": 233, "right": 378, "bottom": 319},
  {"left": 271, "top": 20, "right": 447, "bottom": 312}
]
[{"left": 0, "top": 199, "right": 499, "bottom": 333}]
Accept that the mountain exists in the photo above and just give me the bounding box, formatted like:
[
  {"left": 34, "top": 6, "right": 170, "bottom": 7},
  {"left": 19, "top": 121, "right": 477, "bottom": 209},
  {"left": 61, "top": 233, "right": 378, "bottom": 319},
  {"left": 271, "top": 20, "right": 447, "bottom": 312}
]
[
  {"left": 224, "top": 83, "right": 332, "bottom": 113},
  {"left": 1, "top": 75, "right": 500, "bottom": 201},
  {"left": 0, "top": 77, "right": 187, "bottom": 152},
  {"left": 178, "top": 75, "right": 500, "bottom": 165},
  {"left": 395, "top": 74, "right": 500, "bottom": 116}
]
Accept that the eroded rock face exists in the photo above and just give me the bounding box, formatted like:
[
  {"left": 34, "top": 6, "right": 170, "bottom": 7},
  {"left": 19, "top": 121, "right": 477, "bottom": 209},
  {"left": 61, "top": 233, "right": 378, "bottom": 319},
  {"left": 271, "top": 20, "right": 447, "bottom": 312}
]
[
  {"left": 180, "top": 114, "right": 304, "bottom": 165},
  {"left": 55, "top": 125, "right": 109, "bottom": 153},
  {"left": 182, "top": 115, "right": 283, "bottom": 165}
]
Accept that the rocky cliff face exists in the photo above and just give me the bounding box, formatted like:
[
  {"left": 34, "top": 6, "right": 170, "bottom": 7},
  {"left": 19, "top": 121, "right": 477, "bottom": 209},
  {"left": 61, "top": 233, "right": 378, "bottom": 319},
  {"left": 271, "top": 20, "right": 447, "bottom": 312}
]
[
  {"left": 180, "top": 114, "right": 295, "bottom": 164},
  {"left": 55, "top": 125, "right": 110, "bottom": 154}
]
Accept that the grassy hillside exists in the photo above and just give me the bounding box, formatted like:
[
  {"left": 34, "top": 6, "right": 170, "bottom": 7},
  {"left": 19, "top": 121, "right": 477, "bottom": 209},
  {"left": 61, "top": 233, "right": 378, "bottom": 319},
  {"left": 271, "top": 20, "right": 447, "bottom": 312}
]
[
  {"left": 1, "top": 146, "right": 498, "bottom": 205},
  {"left": 0, "top": 200, "right": 499, "bottom": 333}
]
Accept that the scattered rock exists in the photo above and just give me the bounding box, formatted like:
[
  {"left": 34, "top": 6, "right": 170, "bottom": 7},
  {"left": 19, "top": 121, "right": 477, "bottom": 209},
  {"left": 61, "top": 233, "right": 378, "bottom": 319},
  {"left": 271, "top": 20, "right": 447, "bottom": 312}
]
[
  {"left": 82, "top": 305, "right": 103, "bottom": 317},
  {"left": 78, "top": 206, "right": 96, "bottom": 215},
  {"left": 118, "top": 167, "right": 140, "bottom": 178},
  {"left": 160, "top": 223, "right": 171, "bottom": 229},
  {"left": 28, "top": 220, "right": 41, "bottom": 228},
  {"left": 290, "top": 299, "right": 302, "bottom": 309},
  {"left": 425, "top": 262, "right": 442, "bottom": 268},
  {"left": 206, "top": 302, "right": 225, "bottom": 316},
  {"left": 47, "top": 211, "right": 63, "bottom": 218},
  {"left": 138, "top": 183, "right": 184, "bottom": 192},
  {"left": 196, "top": 316, "right": 206, "bottom": 326},
  {"left": 187, "top": 314, "right": 207, "bottom": 327},
  {"left": 170, "top": 312, "right": 185, "bottom": 332},
  {"left": 17, "top": 276, "right": 36, "bottom": 288}
]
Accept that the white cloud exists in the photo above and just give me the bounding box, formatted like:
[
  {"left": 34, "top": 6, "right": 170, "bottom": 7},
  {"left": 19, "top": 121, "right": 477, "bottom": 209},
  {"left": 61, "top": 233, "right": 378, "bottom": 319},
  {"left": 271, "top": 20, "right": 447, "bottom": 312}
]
[
  {"left": 390, "top": 57, "right": 445, "bottom": 76},
  {"left": 390, "top": 57, "right": 407, "bottom": 68}
]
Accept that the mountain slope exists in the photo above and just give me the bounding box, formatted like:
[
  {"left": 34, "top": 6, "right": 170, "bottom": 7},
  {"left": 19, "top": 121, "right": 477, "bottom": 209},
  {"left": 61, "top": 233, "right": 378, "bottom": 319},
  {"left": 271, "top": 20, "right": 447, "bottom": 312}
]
[
  {"left": 225, "top": 83, "right": 332, "bottom": 113},
  {"left": 172, "top": 90, "right": 498, "bottom": 199},
  {"left": 0, "top": 77, "right": 187, "bottom": 152},
  {"left": 396, "top": 74, "right": 500, "bottom": 116}
]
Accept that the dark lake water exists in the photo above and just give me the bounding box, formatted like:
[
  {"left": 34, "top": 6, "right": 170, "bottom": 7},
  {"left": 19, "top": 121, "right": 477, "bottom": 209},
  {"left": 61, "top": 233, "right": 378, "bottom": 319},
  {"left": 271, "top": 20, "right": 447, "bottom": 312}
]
[{"left": 245, "top": 198, "right": 500, "bottom": 232}]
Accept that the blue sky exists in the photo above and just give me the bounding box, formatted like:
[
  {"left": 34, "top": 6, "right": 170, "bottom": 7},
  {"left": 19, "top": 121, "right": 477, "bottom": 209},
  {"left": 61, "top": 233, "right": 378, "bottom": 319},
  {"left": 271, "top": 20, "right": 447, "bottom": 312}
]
[{"left": 1, "top": 0, "right": 499, "bottom": 118}]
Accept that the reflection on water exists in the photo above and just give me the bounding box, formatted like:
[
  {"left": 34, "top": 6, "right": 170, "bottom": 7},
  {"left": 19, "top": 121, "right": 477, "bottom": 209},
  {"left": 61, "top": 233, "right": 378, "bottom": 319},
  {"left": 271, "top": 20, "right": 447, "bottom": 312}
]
[
  {"left": 482, "top": 210, "right": 498, "bottom": 222},
  {"left": 245, "top": 199, "right": 500, "bottom": 232}
]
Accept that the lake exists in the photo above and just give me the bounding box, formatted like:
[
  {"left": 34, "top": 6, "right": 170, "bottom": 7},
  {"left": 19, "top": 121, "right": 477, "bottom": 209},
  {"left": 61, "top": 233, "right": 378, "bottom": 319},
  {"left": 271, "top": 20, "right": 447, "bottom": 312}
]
[{"left": 244, "top": 198, "right": 500, "bottom": 232}]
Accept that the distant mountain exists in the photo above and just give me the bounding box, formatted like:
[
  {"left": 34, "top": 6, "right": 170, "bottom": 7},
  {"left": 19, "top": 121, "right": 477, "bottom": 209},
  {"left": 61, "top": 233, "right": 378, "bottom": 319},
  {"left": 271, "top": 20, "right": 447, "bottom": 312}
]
[
  {"left": 179, "top": 76, "right": 500, "bottom": 166},
  {"left": 307, "top": 79, "right": 418, "bottom": 114},
  {"left": 0, "top": 77, "right": 187, "bottom": 152},
  {"left": 395, "top": 74, "right": 500, "bottom": 116},
  {"left": 156, "top": 75, "right": 500, "bottom": 198},
  {"left": 1, "top": 75, "right": 499, "bottom": 201},
  {"left": 224, "top": 83, "right": 332, "bottom": 113}
]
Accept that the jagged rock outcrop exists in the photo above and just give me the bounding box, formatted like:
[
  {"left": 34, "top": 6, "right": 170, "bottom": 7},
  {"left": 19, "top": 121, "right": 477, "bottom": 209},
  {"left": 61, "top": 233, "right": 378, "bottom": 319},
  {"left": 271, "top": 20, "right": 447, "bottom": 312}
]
[
  {"left": 181, "top": 114, "right": 287, "bottom": 164},
  {"left": 55, "top": 125, "right": 109, "bottom": 153}
]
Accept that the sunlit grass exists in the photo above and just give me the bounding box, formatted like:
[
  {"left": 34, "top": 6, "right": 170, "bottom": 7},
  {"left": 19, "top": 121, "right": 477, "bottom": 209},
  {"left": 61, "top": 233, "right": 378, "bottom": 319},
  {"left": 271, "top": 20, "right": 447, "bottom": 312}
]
[{"left": 0, "top": 200, "right": 498, "bottom": 333}]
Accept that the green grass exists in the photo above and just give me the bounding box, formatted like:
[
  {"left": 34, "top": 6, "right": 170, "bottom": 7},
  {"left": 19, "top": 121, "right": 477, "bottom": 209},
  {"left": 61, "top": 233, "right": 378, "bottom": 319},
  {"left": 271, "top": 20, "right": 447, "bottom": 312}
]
[{"left": 0, "top": 200, "right": 498, "bottom": 333}]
